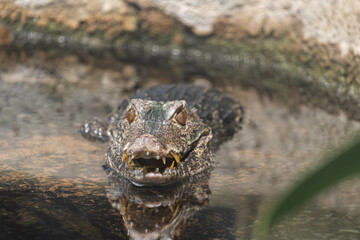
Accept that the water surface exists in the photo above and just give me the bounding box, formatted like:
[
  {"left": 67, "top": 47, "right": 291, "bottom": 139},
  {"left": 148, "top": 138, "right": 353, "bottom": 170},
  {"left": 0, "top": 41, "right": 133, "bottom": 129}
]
[{"left": 1, "top": 54, "right": 360, "bottom": 239}]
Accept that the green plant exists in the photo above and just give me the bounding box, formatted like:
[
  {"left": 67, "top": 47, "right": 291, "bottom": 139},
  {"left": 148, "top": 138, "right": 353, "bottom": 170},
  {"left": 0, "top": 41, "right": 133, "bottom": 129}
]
[{"left": 254, "top": 134, "right": 360, "bottom": 239}]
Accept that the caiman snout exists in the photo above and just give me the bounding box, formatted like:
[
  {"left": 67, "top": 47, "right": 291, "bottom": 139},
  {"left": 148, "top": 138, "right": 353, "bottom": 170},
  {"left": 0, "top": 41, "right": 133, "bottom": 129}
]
[
  {"left": 125, "top": 134, "right": 167, "bottom": 157},
  {"left": 122, "top": 134, "right": 183, "bottom": 171}
]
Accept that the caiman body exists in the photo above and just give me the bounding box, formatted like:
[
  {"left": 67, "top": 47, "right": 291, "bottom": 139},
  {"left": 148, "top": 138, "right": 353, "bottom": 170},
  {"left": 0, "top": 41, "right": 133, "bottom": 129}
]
[{"left": 80, "top": 84, "right": 243, "bottom": 186}]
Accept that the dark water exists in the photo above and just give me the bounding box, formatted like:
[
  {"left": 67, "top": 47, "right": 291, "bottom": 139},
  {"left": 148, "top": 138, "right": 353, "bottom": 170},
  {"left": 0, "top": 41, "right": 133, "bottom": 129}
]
[{"left": 1, "top": 53, "right": 360, "bottom": 240}]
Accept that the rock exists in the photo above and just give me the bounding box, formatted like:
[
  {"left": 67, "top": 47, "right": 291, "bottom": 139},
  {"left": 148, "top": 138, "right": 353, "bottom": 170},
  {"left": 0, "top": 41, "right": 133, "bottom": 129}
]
[
  {"left": 0, "top": 24, "right": 13, "bottom": 46},
  {"left": 122, "top": 16, "right": 137, "bottom": 32}
]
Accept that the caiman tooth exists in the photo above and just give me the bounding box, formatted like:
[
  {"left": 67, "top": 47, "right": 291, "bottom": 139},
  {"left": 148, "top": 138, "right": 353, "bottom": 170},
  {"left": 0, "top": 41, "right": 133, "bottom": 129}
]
[
  {"left": 169, "top": 205, "right": 174, "bottom": 213},
  {"left": 143, "top": 167, "right": 148, "bottom": 174},
  {"left": 156, "top": 155, "right": 160, "bottom": 160},
  {"left": 162, "top": 157, "right": 166, "bottom": 165},
  {"left": 175, "top": 155, "right": 180, "bottom": 165},
  {"left": 155, "top": 168, "right": 160, "bottom": 173},
  {"left": 169, "top": 204, "right": 181, "bottom": 222},
  {"left": 120, "top": 197, "right": 126, "bottom": 215},
  {"left": 115, "top": 202, "right": 121, "bottom": 210},
  {"left": 170, "top": 161, "right": 175, "bottom": 169},
  {"left": 170, "top": 152, "right": 180, "bottom": 165},
  {"left": 122, "top": 152, "right": 127, "bottom": 164}
]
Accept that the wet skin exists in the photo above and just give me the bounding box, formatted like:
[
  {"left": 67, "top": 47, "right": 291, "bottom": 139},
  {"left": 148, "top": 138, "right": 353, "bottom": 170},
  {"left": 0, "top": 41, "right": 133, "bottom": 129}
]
[{"left": 80, "top": 84, "right": 243, "bottom": 186}]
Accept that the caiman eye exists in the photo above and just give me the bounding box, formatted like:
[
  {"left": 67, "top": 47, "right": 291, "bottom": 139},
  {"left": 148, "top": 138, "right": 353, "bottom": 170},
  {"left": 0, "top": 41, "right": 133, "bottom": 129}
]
[
  {"left": 175, "top": 109, "right": 187, "bottom": 126},
  {"left": 126, "top": 106, "right": 136, "bottom": 123}
]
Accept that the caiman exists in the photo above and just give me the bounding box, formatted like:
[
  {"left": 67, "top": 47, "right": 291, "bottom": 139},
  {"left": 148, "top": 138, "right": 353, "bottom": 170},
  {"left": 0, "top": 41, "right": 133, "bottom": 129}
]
[{"left": 80, "top": 84, "right": 243, "bottom": 186}]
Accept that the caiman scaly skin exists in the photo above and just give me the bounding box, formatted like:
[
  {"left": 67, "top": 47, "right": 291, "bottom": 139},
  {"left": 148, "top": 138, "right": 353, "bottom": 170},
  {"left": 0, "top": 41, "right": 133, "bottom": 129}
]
[{"left": 80, "top": 84, "right": 243, "bottom": 186}]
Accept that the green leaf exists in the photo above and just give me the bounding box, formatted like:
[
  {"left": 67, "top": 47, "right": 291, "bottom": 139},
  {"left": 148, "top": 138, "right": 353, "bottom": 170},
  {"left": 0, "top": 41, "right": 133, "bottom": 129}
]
[{"left": 254, "top": 134, "right": 360, "bottom": 239}]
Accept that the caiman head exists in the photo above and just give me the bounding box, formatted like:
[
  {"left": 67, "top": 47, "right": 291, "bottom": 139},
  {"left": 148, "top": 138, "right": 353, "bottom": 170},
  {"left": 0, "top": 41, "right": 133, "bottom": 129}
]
[{"left": 107, "top": 99, "right": 213, "bottom": 186}]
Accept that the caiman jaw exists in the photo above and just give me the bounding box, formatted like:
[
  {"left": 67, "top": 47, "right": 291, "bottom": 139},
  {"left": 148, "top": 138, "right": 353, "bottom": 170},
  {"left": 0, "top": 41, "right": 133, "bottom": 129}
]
[
  {"left": 119, "top": 195, "right": 182, "bottom": 224},
  {"left": 121, "top": 150, "right": 184, "bottom": 173}
]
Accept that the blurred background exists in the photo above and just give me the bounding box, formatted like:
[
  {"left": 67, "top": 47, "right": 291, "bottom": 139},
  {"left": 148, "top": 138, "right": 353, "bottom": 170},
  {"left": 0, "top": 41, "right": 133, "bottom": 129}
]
[{"left": 1, "top": 1, "right": 360, "bottom": 239}]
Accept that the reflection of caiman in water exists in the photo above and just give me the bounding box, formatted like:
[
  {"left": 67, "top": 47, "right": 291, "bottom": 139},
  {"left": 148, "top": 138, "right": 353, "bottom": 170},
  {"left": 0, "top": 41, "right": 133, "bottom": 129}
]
[
  {"left": 80, "top": 84, "right": 243, "bottom": 238},
  {"left": 81, "top": 84, "right": 243, "bottom": 186},
  {"left": 107, "top": 170, "right": 225, "bottom": 240}
]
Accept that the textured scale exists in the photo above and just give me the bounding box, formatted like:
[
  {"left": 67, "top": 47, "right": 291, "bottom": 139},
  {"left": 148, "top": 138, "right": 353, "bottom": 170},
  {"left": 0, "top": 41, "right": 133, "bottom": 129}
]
[
  {"left": 113, "top": 84, "right": 243, "bottom": 149},
  {"left": 81, "top": 84, "right": 243, "bottom": 185}
]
